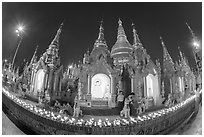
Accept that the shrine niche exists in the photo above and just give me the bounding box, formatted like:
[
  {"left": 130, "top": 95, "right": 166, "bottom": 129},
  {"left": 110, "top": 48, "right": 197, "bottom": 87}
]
[
  {"left": 145, "top": 72, "right": 160, "bottom": 106},
  {"left": 91, "top": 73, "right": 111, "bottom": 100},
  {"left": 178, "top": 77, "right": 184, "bottom": 93},
  {"left": 34, "top": 69, "right": 46, "bottom": 96}
]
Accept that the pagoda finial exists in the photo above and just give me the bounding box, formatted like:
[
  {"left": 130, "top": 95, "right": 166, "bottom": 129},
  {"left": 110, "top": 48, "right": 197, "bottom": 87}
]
[
  {"left": 132, "top": 22, "right": 142, "bottom": 47},
  {"left": 50, "top": 21, "right": 64, "bottom": 48},
  {"left": 160, "top": 36, "right": 165, "bottom": 47},
  {"left": 117, "top": 18, "right": 127, "bottom": 39},
  {"left": 178, "top": 46, "right": 189, "bottom": 68},
  {"left": 94, "top": 19, "right": 107, "bottom": 48},
  {"left": 178, "top": 46, "right": 184, "bottom": 61},
  {"left": 118, "top": 18, "right": 122, "bottom": 25}
]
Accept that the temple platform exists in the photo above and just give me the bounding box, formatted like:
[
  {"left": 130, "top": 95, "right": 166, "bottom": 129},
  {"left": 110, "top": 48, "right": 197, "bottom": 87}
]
[{"left": 81, "top": 107, "right": 120, "bottom": 116}]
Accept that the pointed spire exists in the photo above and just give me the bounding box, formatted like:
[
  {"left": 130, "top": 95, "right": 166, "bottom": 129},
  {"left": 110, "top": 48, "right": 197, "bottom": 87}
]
[
  {"left": 160, "top": 36, "right": 172, "bottom": 62},
  {"left": 117, "top": 18, "right": 127, "bottom": 39},
  {"left": 186, "top": 22, "right": 196, "bottom": 38},
  {"left": 160, "top": 36, "right": 175, "bottom": 74},
  {"left": 94, "top": 20, "right": 107, "bottom": 48},
  {"left": 178, "top": 46, "right": 190, "bottom": 71},
  {"left": 50, "top": 21, "right": 64, "bottom": 48},
  {"left": 132, "top": 22, "right": 142, "bottom": 47},
  {"left": 87, "top": 48, "right": 90, "bottom": 55},
  {"left": 29, "top": 45, "right": 38, "bottom": 65}
]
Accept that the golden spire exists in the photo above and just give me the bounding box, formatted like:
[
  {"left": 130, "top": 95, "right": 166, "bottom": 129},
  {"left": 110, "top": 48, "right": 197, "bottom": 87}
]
[
  {"left": 94, "top": 20, "right": 107, "bottom": 48},
  {"left": 117, "top": 18, "right": 127, "bottom": 39}
]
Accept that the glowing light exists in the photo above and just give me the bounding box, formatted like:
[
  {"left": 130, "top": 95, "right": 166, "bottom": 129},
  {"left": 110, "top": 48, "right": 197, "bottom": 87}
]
[
  {"left": 193, "top": 41, "right": 199, "bottom": 48},
  {"left": 68, "top": 65, "right": 73, "bottom": 69},
  {"left": 18, "top": 26, "right": 23, "bottom": 31}
]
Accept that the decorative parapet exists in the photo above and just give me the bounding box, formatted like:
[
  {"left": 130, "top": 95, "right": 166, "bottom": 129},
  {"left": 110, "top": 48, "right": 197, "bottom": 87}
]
[{"left": 2, "top": 85, "right": 198, "bottom": 135}]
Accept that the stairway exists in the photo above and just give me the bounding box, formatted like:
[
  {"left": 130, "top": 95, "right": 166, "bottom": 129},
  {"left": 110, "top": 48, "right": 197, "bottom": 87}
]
[{"left": 91, "top": 100, "right": 108, "bottom": 108}]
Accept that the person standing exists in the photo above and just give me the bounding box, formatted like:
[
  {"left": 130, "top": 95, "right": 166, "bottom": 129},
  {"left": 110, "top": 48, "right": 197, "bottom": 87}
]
[{"left": 117, "top": 91, "right": 124, "bottom": 111}]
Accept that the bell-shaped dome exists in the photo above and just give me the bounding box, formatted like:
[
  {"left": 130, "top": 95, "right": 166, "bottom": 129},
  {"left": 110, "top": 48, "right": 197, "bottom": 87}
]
[{"left": 111, "top": 19, "right": 133, "bottom": 58}]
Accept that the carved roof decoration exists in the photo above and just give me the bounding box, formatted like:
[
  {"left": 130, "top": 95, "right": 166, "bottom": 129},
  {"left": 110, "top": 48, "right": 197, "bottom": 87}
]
[
  {"left": 39, "top": 22, "right": 64, "bottom": 68},
  {"left": 94, "top": 20, "right": 107, "bottom": 49},
  {"left": 178, "top": 47, "right": 191, "bottom": 74},
  {"left": 161, "top": 36, "right": 175, "bottom": 76},
  {"left": 28, "top": 45, "right": 38, "bottom": 67},
  {"left": 132, "top": 22, "right": 142, "bottom": 48}
]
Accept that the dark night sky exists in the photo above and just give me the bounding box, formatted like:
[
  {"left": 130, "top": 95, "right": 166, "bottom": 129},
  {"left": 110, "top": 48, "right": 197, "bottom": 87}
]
[{"left": 2, "top": 2, "right": 202, "bottom": 69}]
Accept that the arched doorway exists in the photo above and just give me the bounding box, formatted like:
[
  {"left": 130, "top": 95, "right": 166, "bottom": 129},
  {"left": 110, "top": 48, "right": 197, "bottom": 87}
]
[
  {"left": 145, "top": 73, "right": 160, "bottom": 105},
  {"left": 91, "top": 73, "right": 111, "bottom": 100},
  {"left": 34, "top": 69, "right": 45, "bottom": 96},
  {"left": 121, "top": 66, "right": 131, "bottom": 98},
  {"left": 178, "top": 77, "right": 184, "bottom": 93},
  {"left": 146, "top": 74, "right": 154, "bottom": 98}
]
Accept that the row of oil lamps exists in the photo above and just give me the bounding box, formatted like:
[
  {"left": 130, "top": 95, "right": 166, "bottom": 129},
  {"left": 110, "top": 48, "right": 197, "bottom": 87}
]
[{"left": 2, "top": 87, "right": 195, "bottom": 128}]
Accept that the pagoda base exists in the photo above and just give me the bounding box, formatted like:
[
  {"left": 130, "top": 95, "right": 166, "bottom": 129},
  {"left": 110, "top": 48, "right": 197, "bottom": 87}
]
[{"left": 81, "top": 106, "right": 120, "bottom": 116}]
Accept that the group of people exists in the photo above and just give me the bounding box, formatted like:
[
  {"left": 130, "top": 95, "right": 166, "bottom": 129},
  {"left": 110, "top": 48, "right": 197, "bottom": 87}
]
[
  {"left": 54, "top": 96, "right": 83, "bottom": 118},
  {"left": 117, "top": 91, "right": 147, "bottom": 118},
  {"left": 54, "top": 100, "right": 74, "bottom": 116},
  {"left": 164, "top": 93, "right": 177, "bottom": 107}
]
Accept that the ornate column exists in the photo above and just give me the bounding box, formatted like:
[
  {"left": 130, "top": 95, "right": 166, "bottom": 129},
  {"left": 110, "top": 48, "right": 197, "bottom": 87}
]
[
  {"left": 170, "top": 78, "right": 172, "bottom": 94},
  {"left": 78, "top": 79, "right": 82, "bottom": 99},
  {"left": 30, "top": 68, "right": 34, "bottom": 92},
  {"left": 44, "top": 71, "right": 48, "bottom": 90},
  {"left": 86, "top": 74, "right": 92, "bottom": 107},
  {"left": 131, "top": 75, "right": 134, "bottom": 93},
  {"left": 172, "top": 76, "right": 175, "bottom": 94},
  {"left": 87, "top": 74, "right": 91, "bottom": 94},
  {"left": 58, "top": 77, "right": 61, "bottom": 93},
  {"left": 109, "top": 75, "right": 116, "bottom": 108},
  {"left": 44, "top": 72, "right": 50, "bottom": 100},
  {"left": 31, "top": 69, "right": 37, "bottom": 93},
  {"left": 47, "top": 68, "right": 54, "bottom": 94},
  {"left": 138, "top": 79, "right": 142, "bottom": 98},
  {"left": 30, "top": 69, "right": 35, "bottom": 93},
  {"left": 53, "top": 71, "right": 59, "bottom": 97},
  {"left": 143, "top": 76, "right": 147, "bottom": 97}
]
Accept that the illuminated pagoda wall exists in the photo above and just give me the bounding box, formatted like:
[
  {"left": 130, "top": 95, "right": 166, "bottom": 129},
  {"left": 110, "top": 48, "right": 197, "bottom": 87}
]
[
  {"left": 74, "top": 19, "right": 163, "bottom": 108},
  {"left": 177, "top": 48, "right": 196, "bottom": 97},
  {"left": 22, "top": 18, "right": 196, "bottom": 110},
  {"left": 161, "top": 38, "right": 196, "bottom": 102},
  {"left": 161, "top": 37, "right": 177, "bottom": 99},
  {"left": 29, "top": 23, "right": 64, "bottom": 103}
]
